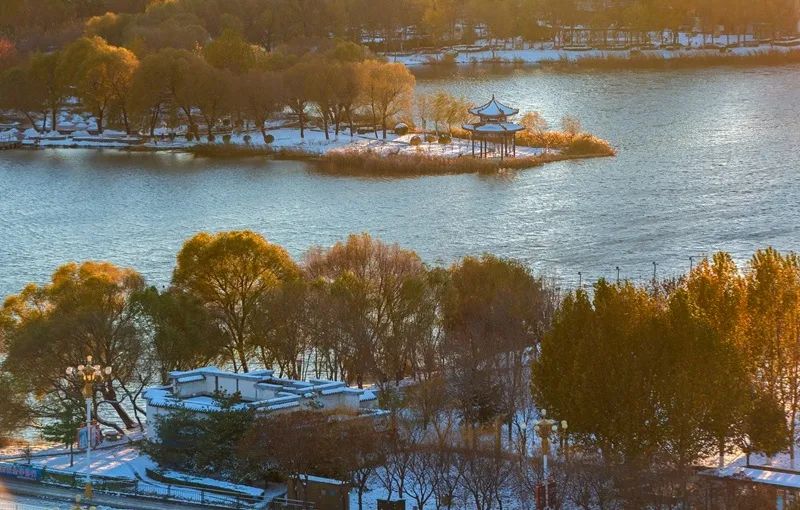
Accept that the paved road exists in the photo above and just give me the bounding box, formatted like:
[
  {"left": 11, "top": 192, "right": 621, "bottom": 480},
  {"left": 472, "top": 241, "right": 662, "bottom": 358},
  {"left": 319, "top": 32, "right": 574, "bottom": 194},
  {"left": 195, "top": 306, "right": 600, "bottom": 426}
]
[{"left": 0, "top": 479, "right": 221, "bottom": 509}]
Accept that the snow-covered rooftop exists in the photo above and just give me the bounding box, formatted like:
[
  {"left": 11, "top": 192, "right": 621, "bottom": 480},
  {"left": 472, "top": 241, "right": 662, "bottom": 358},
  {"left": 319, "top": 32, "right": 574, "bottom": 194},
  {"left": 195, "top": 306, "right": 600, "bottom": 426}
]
[
  {"left": 469, "top": 95, "right": 519, "bottom": 118},
  {"left": 462, "top": 122, "right": 525, "bottom": 133},
  {"left": 143, "top": 366, "right": 384, "bottom": 419},
  {"left": 703, "top": 465, "right": 800, "bottom": 490}
]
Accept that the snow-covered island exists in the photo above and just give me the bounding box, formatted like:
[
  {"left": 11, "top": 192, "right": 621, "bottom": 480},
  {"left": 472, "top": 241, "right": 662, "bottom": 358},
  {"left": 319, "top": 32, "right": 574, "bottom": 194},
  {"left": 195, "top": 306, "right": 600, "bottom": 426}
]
[{"left": 0, "top": 105, "right": 615, "bottom": 177}]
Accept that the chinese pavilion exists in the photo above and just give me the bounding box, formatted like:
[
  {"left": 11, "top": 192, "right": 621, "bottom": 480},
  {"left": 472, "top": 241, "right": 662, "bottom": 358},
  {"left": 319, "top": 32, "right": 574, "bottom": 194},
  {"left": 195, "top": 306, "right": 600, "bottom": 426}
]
[{"left": 462, "top": 96, "right": 524, "bottom": 159}]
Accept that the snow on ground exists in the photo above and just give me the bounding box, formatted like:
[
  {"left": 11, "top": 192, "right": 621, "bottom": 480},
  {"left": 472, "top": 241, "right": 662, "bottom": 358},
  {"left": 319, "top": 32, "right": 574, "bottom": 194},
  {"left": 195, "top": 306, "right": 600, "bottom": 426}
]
[
  {"left": 4, "top": 440, "right": 272, "bottom": 507},
  {"left": 331, "top": 133, "right": 545, "bottom": 159},
  {"left": 4, "top": 121, "right": 395, "bottom": 154},
  {"left": 385, "top": 34, "right": 798, "bottom": 67},
  {"left": 24, "top": 443, "right": 155, "bottom": 481},
  {"left": 3, "top": 122, "right": 549, "bottom": 161},
  {"left": 159, "top": 471, "right": 266, "bottom": 498}
]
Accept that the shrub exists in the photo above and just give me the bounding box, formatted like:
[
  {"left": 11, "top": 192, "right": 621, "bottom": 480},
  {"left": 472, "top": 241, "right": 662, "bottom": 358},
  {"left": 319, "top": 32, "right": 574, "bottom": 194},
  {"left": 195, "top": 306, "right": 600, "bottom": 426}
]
[
  {"left": 409, "top": 135, "right": 422, "bottom": 146},
  {"left": 394, "top": 123, "right": 409, "bottom": 136},
  {"left": 168, "top": 132, "right": 176, "bottom": 142},
  {"left": 317, "top": 151, "right": 542, "bottom": 176},
  {"left": 185, "top": 132, "right": 194, "bottom": 142},
  {"left": 263, "top": 134, "right": 275, "bottom": 144},
  {"left": 222, "top": 134, "right": 232, "bottom": 144},
  {"left": 438, "top": 134, "right": 452, "bottom": 144},
  {"left": 207, "top": 134, "right": 216, "bottom": 143},
  {"left": 515, "top": 130, "right": 574, "bottom": 149},
  {"left": 562, "top": 134, "right": 616, "bottom": 157},
  {"left": 425, "top": 134, "right": 437, "bottom": 143},
  {"left": 243, "top": 134, "right": 252, "bottom": 145}
]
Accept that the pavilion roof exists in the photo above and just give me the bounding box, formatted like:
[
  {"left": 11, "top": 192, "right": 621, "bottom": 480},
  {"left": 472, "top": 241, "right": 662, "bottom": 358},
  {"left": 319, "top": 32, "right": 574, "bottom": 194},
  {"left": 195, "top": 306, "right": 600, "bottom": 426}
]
[
  {"left": 469, "top": 95, "right": 519, "bottom": 118},
  {"left": 462, "top": 122, "right": 524, "bottom": 134}
]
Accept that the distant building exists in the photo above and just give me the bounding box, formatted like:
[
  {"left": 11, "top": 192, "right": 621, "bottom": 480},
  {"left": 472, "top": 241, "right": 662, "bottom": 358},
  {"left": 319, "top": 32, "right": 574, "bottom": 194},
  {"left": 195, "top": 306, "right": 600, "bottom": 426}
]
[
  {"left": 702, "top": 450, "right": 800, "bottom": 509},
  {"left": 143, "top": 367, "right": 381, "bottom": 439},
  {"left": 283, "top": 475, "right": 350, "bottom": 510}
]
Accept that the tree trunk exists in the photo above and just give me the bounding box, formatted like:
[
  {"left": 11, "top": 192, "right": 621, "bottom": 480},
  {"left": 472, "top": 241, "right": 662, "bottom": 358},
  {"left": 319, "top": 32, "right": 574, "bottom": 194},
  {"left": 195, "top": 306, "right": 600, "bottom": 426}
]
[
  {"left": 97, "top": 110, "right": 104, "bottom": 135},
  {"left": 181, "top": 106, "right": 196, "bottom": 136},
  {"left": 299, "top": 111, "right": 305, "bottom": 139},
  {"left": 149, "top": 107, "right": 160, "bottom": 138},
  {"left": 347, "top": 109, "right": 354, "bottom": 136},
  {"left": 24, "top": 112, "right": 40, "bottom": 133},
  {"left": 100, "top": 386, "right": 135, "bottom": 429},
  {"left": 51, "top": 109, "right": 58, "bottom": 134},
  {"left": 237, "top": 343, "right": 249, "bottom": 373},
  {"left": 122, "top": 106, "right": 131, "bottom": 135}
]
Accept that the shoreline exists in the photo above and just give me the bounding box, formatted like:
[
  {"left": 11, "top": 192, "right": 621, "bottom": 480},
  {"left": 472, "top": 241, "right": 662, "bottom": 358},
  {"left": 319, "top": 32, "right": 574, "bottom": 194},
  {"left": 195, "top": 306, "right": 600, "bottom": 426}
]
[
  {"left": 394, "top": 45, "right": 800, "bottom": 71},
  {"left": 9, "top": 130, "right": 615, "bottom": 177}
]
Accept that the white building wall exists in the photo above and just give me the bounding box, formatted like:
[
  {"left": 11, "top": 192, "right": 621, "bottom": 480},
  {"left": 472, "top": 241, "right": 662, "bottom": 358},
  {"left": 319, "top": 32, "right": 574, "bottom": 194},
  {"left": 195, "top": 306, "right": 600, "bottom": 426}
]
[
  {"left": 145, "top": 405, "right": 173, "bottom": 439},
  {"left": 173, "top": 379, "right": 208, "bottom": 398},
  {"left": 319, "top": 392, "right": 360, "bottom": 411}
]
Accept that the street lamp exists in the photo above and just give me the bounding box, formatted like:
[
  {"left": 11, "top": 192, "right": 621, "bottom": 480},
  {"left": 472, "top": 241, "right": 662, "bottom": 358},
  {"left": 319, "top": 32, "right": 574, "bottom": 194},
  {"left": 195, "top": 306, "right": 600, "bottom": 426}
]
[
  {"left": 66, "top": 356, "right": 112, "bottom": 501},
  {"left": 534, "top": 409, "right": 568, "bottom": 510}
]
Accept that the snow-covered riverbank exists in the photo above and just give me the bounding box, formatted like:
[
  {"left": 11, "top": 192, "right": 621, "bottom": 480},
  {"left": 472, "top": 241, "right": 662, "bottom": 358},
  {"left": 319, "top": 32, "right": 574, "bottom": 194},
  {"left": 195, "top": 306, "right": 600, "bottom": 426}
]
[
  {"left": 0, "top": 125, "right": 550, "bottom": 160},
  {"left": 384, "top": 35, "right": 800, "bottom": 67}
]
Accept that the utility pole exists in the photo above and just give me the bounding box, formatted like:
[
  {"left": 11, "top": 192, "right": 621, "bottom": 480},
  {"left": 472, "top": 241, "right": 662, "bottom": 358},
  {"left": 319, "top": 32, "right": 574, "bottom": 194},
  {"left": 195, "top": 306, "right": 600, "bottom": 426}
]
[
  {"left": 652, "top": 261, "right": 658, "bottom": 284},
  {"left": 578, "top": 271, "right": 582, "bottom": 289},
  {"left": 616, "top": 266, "right": 620, "bottom": 284}
]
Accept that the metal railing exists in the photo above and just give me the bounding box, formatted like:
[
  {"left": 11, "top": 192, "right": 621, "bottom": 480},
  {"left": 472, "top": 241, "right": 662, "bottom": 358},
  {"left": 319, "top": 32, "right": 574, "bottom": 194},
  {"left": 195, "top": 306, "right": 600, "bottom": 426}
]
[{"left": 0, "top": 462, "right": 262, "bottom": 509}]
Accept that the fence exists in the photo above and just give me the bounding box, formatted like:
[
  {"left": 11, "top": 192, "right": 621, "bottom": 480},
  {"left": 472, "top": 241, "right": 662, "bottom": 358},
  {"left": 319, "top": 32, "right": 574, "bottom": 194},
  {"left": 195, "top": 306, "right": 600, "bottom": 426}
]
[
  {"left": 270, "top": 497, "right": 317, "bottom": 510},
  {"left": 0, "top": 462, "right": 262, "bottom": 509},
  {"left": 0, "top": 503, "right": 73, "bottom": 510}
]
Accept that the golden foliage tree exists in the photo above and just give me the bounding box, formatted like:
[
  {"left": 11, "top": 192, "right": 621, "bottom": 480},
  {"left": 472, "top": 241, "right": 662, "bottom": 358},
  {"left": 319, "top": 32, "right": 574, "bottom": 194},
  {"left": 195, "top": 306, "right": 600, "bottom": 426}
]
[
  {"left": 0, "top": 261, "right": 147, "bottom": 430},
  {"left": 171, "top": 230, "right": 300, "bottom": 373}
]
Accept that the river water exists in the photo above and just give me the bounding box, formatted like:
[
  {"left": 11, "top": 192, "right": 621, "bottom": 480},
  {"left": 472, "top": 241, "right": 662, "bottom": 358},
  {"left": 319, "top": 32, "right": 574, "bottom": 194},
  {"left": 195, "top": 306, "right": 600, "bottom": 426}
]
[{"left": 1, "top": 65, "right": 799, "bottom": 297}]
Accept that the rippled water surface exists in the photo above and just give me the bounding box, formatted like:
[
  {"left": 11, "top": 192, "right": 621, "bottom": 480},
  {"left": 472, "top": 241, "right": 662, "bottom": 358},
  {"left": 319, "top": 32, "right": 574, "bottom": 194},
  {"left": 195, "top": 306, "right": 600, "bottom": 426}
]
[{"left": 2, "top": 65, "right": 799, "bottom": 296}]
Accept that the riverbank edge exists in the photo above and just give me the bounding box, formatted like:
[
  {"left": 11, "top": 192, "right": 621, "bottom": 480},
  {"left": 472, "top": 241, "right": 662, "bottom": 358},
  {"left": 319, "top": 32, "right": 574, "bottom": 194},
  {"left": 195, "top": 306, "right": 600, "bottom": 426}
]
[
  {"left": 309, "top": 146, "right": 615, "bottom": 176},
  {"left": 401, "top": 47, "right": 800, "bottom": 71},
  {"left": 175, "top": 141, "right": 615, "bottom": 175},
  {"left": 14, "top": 134, "right": 616, "bottom": 177}
]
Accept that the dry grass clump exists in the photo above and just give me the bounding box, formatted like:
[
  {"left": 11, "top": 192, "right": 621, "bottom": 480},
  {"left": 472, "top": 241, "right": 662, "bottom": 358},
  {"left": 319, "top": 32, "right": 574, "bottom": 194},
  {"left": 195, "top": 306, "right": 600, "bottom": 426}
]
[
  {"left": 317, "top": 150, "right": 544, "bottom": 176},
  {"left": 515, "top": 131, "right": 616, "bottom": 157},
  {"left": 515, "top": 130, "right": 575, "bottom": 148},
  {"left": 561, "top": 134, "right": 616, "bottom": 157}
]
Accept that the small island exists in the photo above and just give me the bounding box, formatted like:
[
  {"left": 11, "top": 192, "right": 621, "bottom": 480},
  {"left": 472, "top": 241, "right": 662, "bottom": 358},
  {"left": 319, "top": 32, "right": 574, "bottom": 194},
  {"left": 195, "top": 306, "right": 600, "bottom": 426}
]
[{"left": 1, "top": 83, "right": 613, "bottom": 178}]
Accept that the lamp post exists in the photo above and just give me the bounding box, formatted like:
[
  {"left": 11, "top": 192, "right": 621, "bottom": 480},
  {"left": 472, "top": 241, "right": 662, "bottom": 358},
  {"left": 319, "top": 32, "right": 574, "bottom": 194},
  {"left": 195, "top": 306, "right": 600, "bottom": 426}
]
[
  {"left": 534, "top": 409, "right": 567, "bottom": 510},
  {"left": 66, "top": 356, "right": 112, "bottom": 501}
]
